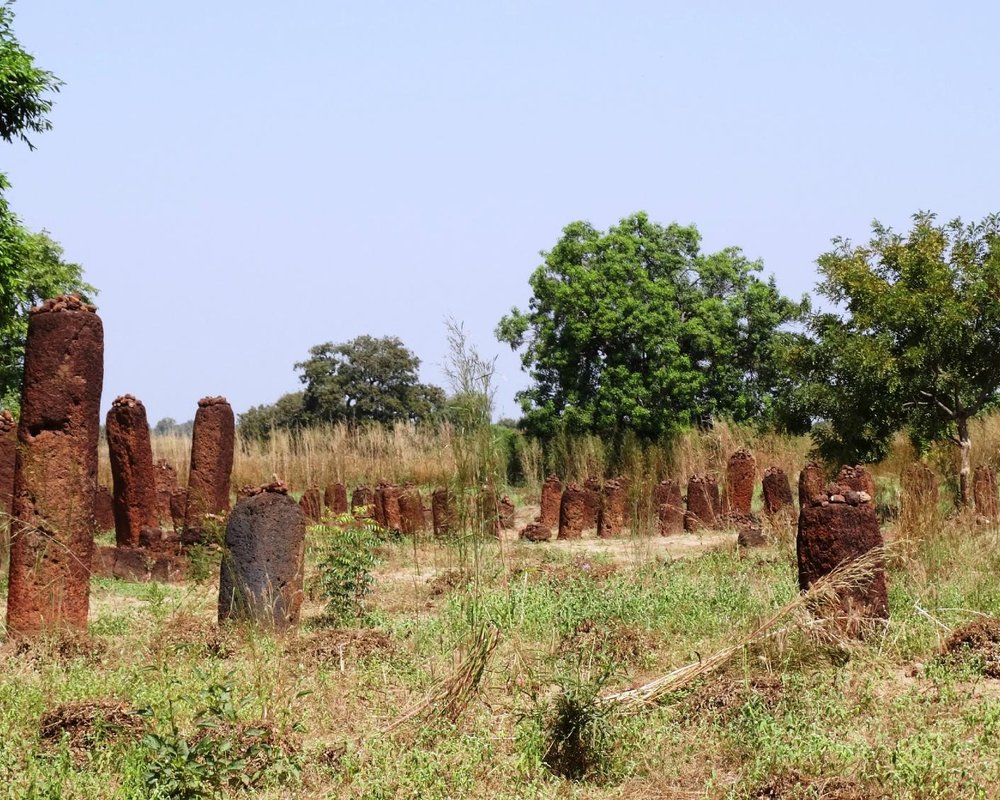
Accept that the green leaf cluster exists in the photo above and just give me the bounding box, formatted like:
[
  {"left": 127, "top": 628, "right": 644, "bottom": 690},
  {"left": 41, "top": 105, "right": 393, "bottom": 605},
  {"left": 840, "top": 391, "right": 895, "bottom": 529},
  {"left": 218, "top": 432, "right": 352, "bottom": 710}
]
[{"left": 496, "top": 212, "right": 807, "bottom": 441}]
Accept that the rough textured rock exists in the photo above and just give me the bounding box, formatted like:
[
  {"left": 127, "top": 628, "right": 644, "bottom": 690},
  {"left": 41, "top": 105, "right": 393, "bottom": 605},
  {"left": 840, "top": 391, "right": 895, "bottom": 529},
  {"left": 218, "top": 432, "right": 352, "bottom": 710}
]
[
  {"left": 836, "top": 465, "right": 877, "bottom": 498},
  {"left": 169, "top": 488, "right": 187, "bottom": 531},
  {"left": 94, "top": 485, "right": 115, "bottom": 532},
  {"left": 153, "top": 460, "right": 179, "bottom": 527},
  {"left": 797, "top": 486, "right": 888, "bottom": 636},
  {"left": 582, "top": 477, "right": 601, "bottom": 530},
  {"left": 798, "top": 462, "right": 826, "bottom": 509},
  {"left": 653, "top": 479, "right": 684, "bottom": 535},
  {"left": 498, "top": 495, "right": 516, "bottom": 529},
  {"left": 725, "top": 449, "right": 756, "bottom": 516},
  {"left": 431, "top": 487, "right": 456, "bottom": 536},
  {"left": 539, "top": 475, "right": 562, "bottom": 528},
  {"left": 218, "top": 485, "right": 305, "bottom": 629},
  {"left": 736, "top": 519, "right": 767, "bottom": 548},
  {"left": 92, "top": 544, "right": 186, "bottom": 583},
  {"left": 183, "top": 396, "right": 235, "bottom": 540},
  {"left": 0, "top": 410, "right": 16, "bottom": 523},
  {"left": 106, "top": 395, "right": 158, "bottom": 548},
  {"left": 351, "top": 485, "right": 374, "bottom": 519},
  {"left": 398, "top": 485, "right": 426, "bottom": 534},
  {"left": 477, "top": 484, "right": 501, "bottom": 537},
  {"left": 685, "top": 474, "right": 719, "bottom": 531},
  {"left": 520, "top": 522, "right": 553, "bottom": 542},
  {"left": 597, "top": 478, "right": 628, "bottom": 538},
  {"left": 974, "top": 465, "right": 998, "bottom": 520},
  {"left": 324, "top": 482, "right": 348, "bottom": 516},
  {"left": 558, "top": 483, "right": 587, "bottom": 539},
  {"left": 762, "top": 467, "right": 794, "bottom": 516},
  {"left": 7, "top": 298, "right": 103, "bottom": 636},
  {"left": 298, "top": 486, "right": 322, "bottom": 524},
  {"left": 375, "top": 482, "right": 401, "bottom": 531}
]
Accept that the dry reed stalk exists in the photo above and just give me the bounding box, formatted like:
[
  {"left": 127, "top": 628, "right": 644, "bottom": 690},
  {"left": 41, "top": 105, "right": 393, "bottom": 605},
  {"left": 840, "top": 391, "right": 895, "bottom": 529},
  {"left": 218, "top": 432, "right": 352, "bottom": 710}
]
[
  {"left": 385, "top": 624, "right": 501, "bottom": 732},
  {"left": 598, "top": 547, "right": 888, "bottom": 712}
]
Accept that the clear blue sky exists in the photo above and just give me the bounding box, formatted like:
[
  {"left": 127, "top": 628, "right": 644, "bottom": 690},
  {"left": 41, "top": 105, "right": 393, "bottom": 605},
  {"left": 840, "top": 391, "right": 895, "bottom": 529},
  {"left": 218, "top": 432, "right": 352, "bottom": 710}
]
[{"left": 4, "top": 1, "right": 998, "bottom": 423}]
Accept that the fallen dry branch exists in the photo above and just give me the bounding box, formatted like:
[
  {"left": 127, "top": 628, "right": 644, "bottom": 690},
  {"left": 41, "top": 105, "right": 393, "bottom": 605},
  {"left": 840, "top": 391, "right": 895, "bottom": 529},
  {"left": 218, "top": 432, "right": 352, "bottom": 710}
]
[{"left": 599, "top": 547, "right": 888, "bottom": 711}]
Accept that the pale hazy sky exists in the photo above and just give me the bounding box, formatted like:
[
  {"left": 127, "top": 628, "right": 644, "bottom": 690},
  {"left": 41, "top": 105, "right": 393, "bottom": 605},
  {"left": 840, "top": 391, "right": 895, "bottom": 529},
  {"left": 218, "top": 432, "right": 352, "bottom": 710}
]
[{"left": 4, "top": 1, "right": 999, "bottom": 423}]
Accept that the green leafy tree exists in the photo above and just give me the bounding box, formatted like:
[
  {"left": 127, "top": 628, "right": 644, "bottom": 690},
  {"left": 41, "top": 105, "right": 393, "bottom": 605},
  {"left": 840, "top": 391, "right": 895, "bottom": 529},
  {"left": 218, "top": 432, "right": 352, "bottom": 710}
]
[
  {"left": 0, "top": 4, "right": 90, "bottom": 409},
  {"left": 496, "top": 212, "right": 806, "bottom": 440},
  {"left": 295, "top": 335, "right": 445, "bottom": 426},
  {"left": 237, "top": 391, "right": 306, "bottom": 440},
  {"left": 796, "top": 211, "right": 1000, "bottom": 504}
]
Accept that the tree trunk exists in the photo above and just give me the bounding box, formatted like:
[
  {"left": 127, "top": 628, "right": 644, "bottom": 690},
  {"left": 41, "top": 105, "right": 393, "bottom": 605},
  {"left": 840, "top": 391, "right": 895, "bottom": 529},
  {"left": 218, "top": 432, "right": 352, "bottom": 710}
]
[{"left": 959, "top": 416, "right": 972, "bottom": 507}]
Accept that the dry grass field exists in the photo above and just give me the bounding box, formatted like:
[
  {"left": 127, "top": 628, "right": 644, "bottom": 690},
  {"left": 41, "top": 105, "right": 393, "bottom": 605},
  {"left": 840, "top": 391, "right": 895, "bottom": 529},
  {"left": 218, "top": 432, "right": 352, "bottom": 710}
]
[{"left": 8, "top": 418, "right": 1000, "bottom": 798}]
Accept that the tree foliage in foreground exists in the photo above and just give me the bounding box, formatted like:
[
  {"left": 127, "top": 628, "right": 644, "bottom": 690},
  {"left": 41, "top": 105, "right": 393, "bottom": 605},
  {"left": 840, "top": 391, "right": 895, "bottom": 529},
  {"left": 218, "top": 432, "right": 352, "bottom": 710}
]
[
  {"left": 0, "top": 4, "right": 91, "bottom": 409},
  {"left": 792, "top": 211, "right": 1000, "bottom": 503},
  {"left": 496, "top": 212, "right": 807, "bottom": 441}
]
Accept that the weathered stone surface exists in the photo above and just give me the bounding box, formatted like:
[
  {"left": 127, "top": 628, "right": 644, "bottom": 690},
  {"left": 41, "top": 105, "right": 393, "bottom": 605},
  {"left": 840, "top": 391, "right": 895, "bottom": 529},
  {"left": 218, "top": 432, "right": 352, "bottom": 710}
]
[
  {"left": 398, "top": 485, "right": 426, "bottom": 534},
  {"left": 298, "top": 487, "right": 322, "bottom": 524},
  {"left": 736, "top": 520, "right": 767, "bottom": 549},
  {"left": 219, "top": 487, "right": 305, "bottom": 629},
  {"left": 582, "top": 477, "right": 601, "bottom": 530},
  {"left": 477, "top": 484, "right": 501, "bottom": 537},
  {"left": 169, "top": 488, "right": 187, "bottom": 531},
  {"left": 153, "top": 460, "right": 179, "bottom": 527},
  {"left": 431, "top": 486, "right": 456, "bottom": 536},
  {"left": 106, "top": 394, "right": 158, "bottom": 548},
  {"left": 653, "top": 479, "right": 684, "bottom": 535},
  {"left": 183, "top": 396, "right": 235, "bottom": 539},
  {"left": 520, "top": 522, "right": 552, "bottom": 542},
  {"left": 725, "top": 449, "right": 756, "bottom": 516},
  {"left": 539, "top": 474, "right": 562, "bottom": 528},
  {"left": 974, "top": 465, "right": 998, "bottom": 520},
  {"left": 797, "top": 488, "right": 888, "bottom": 636},
  {"left": 375, "top": 482, "right": 401, "bottom": 531},
  {"left": 351, "top": 485, "right": 374, "bottom": 519},
  {"left": 558, "top": 482, "right": 587, "bottom": 539},
  {"left": 498, "top": 495, "right": 515, "bottom": 529},
  {"left": 597, "top": 478, "right": 628, "bottom": 538},
  {"left": 835, "top": 465, "right": 876, "bottom": 498},
  {"left": 324, "top": 482, "right": 348, "bottom": 516},
  {"left": 95, "top": 485, "right": 115, "bottom": 532},
  {"left": 7, "top": 298, "right": 103, "bottom": 636},
  {"left": 685, "top": 474, "right": 718, "bottom": 531},
  {"left": 91, "top": 544, "right": 186, "bottom": 583},
  {"left": 0, "top": 410, "right": 16, "bottom": 523},
  {"left": 762, "top": 466, "right": 794, "bottom": 516},
  {"left": 798, "top": 462, "right": 825, "bottom": 509}
]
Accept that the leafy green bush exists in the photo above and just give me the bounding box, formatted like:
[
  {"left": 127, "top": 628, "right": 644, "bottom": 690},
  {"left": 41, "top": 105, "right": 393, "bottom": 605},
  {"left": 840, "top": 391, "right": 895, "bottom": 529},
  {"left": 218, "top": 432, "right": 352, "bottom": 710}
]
[{"left": 315, "top": 516, "right": 383, "bottom": 623}]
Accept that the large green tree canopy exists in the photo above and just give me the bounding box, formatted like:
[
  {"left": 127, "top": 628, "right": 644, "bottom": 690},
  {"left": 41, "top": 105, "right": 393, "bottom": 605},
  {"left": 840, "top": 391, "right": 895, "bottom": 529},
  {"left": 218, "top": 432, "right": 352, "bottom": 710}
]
[
  {"left": 793, "top": 211, "right": 1000, "bottom": 503},
  {"left": 295, "top": 335, "right": 445, "bottom": 427},
  {"left": 0, "top": 3, "right": 91, "bottom": 409},
  {"left": 496, "top": 212, "right": 806, "bottom": 440}
]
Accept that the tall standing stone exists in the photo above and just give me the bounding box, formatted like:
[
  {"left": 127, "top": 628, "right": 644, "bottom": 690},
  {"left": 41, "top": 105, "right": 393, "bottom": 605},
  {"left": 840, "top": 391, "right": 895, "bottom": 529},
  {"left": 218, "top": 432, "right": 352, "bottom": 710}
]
[
  {"left": 0, "top": 410, "right": 16, "bottom": 524},
  {"left": 398, "top": 485, "right": 426, "bottom": 534},
  {"left": 299, "top": 486, "right": 322, "bottom": 524},
  {"left": 219, "top": 483, "right": 305, "bottom": 630},
  {"left": 685, "top": 474, "right": 719, "bottom": 531},
  {"left": 597, "top": 478, "right": 628, "bottom": 538},
  {"left": 558, "top": 483, "right": 587, "bottom": 539},
  {"left": 797, "top": 486, "right": 888, "bottom": 636},
  {"left": 183, "top": 396, "right": 235, "bottom": 539},
  {"left": 499, "top": 495, "right": 516, "bottom": 529},
  {"left": 351, "top": 485, "right": 374, "bottom": 519},
  {"left": 539, "top": 475, "right": 562, "bottom": 528},
  {"left": 653, "top": 479, "right": 684, "bottom": 535},
  {"left": 7, "top": 296, "right": 103, "bottom": 636},
  {"left": 582, "top": 477, "right": 601, "bottom": 530},
  {"left": 375, "top": 482, "right": 401, "bottom": 531},
  {"left": 836, "top": 465, "right": 877, "bottom": 498},
  {"left": 762, "top": 467, "right": 794, "bottom": 516},
  {"left": 324, "top": 482, "right": 348, "bottom": 515},
  {"left": 153, "top": 459, "right": 180, "bottom": 527},
  {"left": 106, "top": 394, "right": 158, "bottom": 548},
  {"left": 974, "top": 465, "right": 998, "bottom": 520},
  {"left": 724, "top": 449, "right": 756, "bottom": 516},
  {"left": 798, "top": 462, "right": 825, "bottom": 509}
]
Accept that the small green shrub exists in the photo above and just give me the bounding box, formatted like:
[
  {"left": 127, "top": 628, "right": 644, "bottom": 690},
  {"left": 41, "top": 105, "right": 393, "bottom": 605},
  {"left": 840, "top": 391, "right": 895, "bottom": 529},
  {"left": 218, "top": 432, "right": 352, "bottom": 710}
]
[{"left": 315, "top": 516, "right": 383, "bottom": 623}]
